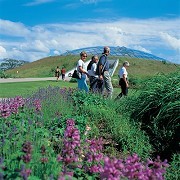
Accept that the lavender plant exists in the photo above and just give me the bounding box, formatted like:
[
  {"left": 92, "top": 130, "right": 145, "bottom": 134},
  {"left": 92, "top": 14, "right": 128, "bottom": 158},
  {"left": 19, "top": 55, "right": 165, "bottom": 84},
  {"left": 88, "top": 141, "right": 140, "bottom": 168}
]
[{"left": 0, "top": 86, "right": 173, "bottom": 179}]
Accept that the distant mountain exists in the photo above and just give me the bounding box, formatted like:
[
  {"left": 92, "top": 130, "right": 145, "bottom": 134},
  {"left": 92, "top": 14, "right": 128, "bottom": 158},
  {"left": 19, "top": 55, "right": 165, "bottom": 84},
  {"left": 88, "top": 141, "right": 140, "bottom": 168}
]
[{"left": 62, "top": 46, "right": 166, "bottom": 61}]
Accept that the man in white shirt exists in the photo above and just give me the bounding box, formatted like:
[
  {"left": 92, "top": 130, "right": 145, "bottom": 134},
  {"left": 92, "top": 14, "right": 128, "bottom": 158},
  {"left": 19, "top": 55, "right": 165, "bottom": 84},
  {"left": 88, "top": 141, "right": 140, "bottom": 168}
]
[{"left": 116, "top": 61, "right": 130, "bottom": 99}]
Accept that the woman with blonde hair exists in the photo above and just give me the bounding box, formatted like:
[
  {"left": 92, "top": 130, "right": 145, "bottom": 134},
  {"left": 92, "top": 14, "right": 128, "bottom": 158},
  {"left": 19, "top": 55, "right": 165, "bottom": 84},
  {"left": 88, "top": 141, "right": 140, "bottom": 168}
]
[{"left": 76, "top": 51, "right": 89, "bottom": 92}]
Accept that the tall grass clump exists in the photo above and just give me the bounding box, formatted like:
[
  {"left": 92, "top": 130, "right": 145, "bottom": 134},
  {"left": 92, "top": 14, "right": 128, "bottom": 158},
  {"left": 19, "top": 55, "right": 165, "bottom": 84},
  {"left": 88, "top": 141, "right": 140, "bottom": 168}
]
[{"left": 128, "top": 72, "right": 180, "bottom": 160}]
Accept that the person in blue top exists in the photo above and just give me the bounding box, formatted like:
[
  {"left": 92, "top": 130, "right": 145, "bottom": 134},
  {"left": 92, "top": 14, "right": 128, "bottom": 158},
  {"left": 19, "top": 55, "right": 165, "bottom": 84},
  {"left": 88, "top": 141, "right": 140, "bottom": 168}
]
[{"left": 97, "top": 46, "right": 113, "bottom": 98}]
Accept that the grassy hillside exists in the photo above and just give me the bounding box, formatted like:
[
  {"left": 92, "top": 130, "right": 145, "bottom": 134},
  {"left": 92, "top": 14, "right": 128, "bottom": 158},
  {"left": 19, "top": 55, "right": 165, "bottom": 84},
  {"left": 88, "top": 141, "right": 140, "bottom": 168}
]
[
  {"left": 6, "top": 55, "right": 79, "bottom": 78},
  {"left": 6, "top": 55, "right": 179, "bottom": 79}
]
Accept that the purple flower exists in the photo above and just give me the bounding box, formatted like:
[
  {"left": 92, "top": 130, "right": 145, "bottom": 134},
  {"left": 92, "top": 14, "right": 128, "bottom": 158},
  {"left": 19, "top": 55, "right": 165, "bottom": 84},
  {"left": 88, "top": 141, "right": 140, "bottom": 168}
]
[
  {"left": 0, "top": 103, "right": 11, "bottom": 118},
  {"left": 20, "top": 165, "right": 31, "bottom": 180},
  {"left": 22, "top": 153, "right": 32, "bottom": 163},
  {"left": 22, "top": 141, "right": 32, "bottom": 154},
  {"left": 33, "top": 99, "right": 41, "bottom": 111}
]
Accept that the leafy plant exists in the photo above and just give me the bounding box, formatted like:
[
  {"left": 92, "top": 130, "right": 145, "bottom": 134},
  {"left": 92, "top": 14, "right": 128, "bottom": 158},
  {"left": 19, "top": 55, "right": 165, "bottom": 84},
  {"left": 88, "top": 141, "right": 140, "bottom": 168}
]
[
  {"left": 129, "top": 72, "right": 180, "bottom": 160},
  {"left": 0, "top": 82, "right": 179, "bottom": 179},
  {"left": 0, "top": 70, "right": 12, "bottom": 78},
  {"left": 165, "top": 154, "right": 180, "bottom": 180},
  {"left": 0, "top": 58, "right": 29, "bottom": 71}
]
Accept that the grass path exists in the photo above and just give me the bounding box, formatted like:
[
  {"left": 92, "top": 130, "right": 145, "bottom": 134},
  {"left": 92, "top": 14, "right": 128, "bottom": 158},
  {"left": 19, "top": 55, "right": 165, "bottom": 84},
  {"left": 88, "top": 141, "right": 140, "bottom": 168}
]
[{"left": 0, "top": 80, "right": 77, "bottom": 98}]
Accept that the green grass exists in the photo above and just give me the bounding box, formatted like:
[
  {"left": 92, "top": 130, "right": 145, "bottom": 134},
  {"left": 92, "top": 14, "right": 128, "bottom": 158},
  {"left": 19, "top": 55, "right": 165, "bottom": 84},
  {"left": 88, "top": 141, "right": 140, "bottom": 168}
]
[
  {"left": 0, "top": 74, "right": 178, "bottom": 179},
  {"left": 6, "top": 55, "right": 179, "bottom": 79},
  {"left": 6, "top": 55, "right": 80, "bottom": 78},
  {"left": 0, "top": 80, "right": 77, "bottom": 98},
  {"left": 0, "top": 78, "right": 136, "bottom": 98}
]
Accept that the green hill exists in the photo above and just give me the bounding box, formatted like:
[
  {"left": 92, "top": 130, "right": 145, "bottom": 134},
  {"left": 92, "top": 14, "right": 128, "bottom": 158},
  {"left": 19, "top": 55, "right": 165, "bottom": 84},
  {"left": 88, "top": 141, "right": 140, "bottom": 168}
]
[{"left": 6, "top": 55, "right": 179, "bottom": 79}]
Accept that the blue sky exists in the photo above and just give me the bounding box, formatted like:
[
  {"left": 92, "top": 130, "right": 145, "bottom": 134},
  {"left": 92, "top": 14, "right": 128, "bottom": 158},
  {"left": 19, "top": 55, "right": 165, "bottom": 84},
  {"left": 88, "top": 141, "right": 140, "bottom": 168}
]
[{"left": 0, "top": 0, "right": 180, "bottom": 63}]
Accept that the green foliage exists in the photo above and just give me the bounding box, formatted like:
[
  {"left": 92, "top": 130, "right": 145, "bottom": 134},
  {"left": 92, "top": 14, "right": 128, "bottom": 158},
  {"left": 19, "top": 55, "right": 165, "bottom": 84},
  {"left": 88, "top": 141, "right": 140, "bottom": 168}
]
[
  {"left": 71, "top": 90, "right": 106, "bottom": 107},
  {"left": 29, "top": 86, "right": 88, "bottom": 138},
  {"left": 162, "top": 60, "right": 167, "bottom": 64},
  {"left": 111, "top": 78, "right": 119, "bottom": 88},
  {"left": 0, "top": 81, "right": 77, "bottom": 98},
  {"left": 0, "top": 70, "right": 12, "bottom": 78},
  {"left": 6, "top": 55, "right": 79, "bottom": 78},
  {"left": 69, "top": 78, "right": 77, "bottom": 83},
  {"left": 5, "top": 55, "right": 179, "bottom": 78},
  {"left": 70, "top": 90, "right": 152, "bottom": 159},
  {"left": 50, "top": 67, "right": 56, "bottom": 76},
  {"left": 129, "top": 72, "right": 180, "bottom": 159},
  {"left": 0, "top": 58, "right": 29, "bottom": 70},
  {"left": 165, "top": 154, "right": 180, "bottom": 180},
  {"left": 0, "top": 84, "right": 179, "bottom": 178}
]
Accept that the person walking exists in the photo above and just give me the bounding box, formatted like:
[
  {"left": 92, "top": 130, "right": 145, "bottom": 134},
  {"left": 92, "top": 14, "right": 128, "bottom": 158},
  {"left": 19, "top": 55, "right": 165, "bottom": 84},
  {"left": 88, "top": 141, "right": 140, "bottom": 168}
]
[
  {"left": 61, "top": 67, "right": 66, "bottom": 80},
  {"left": 55, "top": 66, "right": 60, "bottom": 81},
  {"left": 96, "top": 46, "right": 113, "bottom": 98},
  {"left": 116, "top": 61, "right": 130, "bottom": 99},
  {"left": 76, "top": 51, "right": 89, "bottom": 92},
  {"left": 87, "top": 55, "right": 101, "bottom": 93}
]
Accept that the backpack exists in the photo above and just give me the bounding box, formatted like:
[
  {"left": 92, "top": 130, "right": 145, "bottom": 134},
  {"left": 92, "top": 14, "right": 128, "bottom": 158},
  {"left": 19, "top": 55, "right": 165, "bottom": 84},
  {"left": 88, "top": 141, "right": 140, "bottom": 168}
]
[{"left": 87, "top": 60, "right": 94, "bottom": 71}]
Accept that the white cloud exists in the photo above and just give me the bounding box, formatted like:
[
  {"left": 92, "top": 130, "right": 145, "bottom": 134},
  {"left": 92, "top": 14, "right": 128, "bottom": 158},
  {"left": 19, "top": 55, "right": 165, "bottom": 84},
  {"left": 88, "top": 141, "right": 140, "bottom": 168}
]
[
  {"left": 160, "top": 32, "right": 180, "bottom": 51},
  {"left": 0, "top": 46, "right": 7, "bottom": 58},
  {"left": 0, "top": 19, "right": 30, "bottom": 37},
  {"left": 0, "top": 18, "right": 180, "bottom": 63},
  {"left": 21, "top": 40, "right": 50, "bottom": 53},
  {"left": 23, "top": 0, "right": 55, "bottom": 6},
  {"left": 132, "top": 45, "right": 151, "bottom": 54},
  {"left": 53, "top": 50, "right": 60, "bottom": 55}
]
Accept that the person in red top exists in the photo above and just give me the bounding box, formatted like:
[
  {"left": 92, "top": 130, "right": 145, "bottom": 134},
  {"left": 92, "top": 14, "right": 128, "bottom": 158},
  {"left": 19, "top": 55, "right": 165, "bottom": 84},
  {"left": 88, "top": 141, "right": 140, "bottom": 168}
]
[{"left": 61, "top": 67, "right": 66, "bottom": 80}]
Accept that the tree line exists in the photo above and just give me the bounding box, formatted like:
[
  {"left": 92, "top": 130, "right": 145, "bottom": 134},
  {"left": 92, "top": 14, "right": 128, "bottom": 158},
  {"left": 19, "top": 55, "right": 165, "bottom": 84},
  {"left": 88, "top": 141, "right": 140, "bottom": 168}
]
[{"left": 0, "top": 58, "right": 29, "bottom": 70}]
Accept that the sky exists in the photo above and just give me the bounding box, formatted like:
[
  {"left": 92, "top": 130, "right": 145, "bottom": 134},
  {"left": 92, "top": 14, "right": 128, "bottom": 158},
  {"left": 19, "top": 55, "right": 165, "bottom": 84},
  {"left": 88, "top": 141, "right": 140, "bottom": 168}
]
[{"left": 0, "top": 0, "right": 180, "bottom": 64}]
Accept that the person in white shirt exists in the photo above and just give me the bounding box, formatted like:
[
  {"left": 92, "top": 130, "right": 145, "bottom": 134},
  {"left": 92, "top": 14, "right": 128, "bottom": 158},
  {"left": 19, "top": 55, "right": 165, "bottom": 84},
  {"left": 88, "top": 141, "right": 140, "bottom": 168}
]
[
  {"left": 116, "top": 61, "right": 130, "bottom": 99},
  {"left": 87, "top": 55, "right": 100, "bottom": 92},
  {"left": 77, "top": 51, "right": 89, "bottom": 92}
]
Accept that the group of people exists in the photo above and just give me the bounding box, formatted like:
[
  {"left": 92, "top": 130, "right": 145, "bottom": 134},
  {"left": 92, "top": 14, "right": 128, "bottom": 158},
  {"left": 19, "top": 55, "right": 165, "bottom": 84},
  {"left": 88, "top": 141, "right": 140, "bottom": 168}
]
[
  {"left": 76, "top": 46, "right": 130, "bottom": 99},
  {"left": 55, "top": 66, "right": 66, "bottom": 81}
]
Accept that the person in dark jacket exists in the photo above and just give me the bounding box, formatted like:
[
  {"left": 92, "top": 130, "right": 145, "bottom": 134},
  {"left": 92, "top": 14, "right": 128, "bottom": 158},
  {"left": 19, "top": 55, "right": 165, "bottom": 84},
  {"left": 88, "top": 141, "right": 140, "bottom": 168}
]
[{"left": 96, "top": 46, "right": 113, "bottom": 98}]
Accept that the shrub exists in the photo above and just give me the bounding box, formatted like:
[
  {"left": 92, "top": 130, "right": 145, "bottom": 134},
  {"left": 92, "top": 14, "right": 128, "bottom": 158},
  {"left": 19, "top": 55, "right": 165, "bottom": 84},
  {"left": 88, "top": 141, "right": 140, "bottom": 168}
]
[
  {"left": 129, "top": 72, "right": 180, "bottom": 160},
  {"left": 165, "top": 154, "right": 180, "bottom": 180},
  {"left": 0, "top": 86, "right": 175, "bottom": 178},
  {"left": 0, "top": 70, "right": 12, "bottom": 78},
  {"left": 70, "top": 90, "right": 152, "bottom": 159}
]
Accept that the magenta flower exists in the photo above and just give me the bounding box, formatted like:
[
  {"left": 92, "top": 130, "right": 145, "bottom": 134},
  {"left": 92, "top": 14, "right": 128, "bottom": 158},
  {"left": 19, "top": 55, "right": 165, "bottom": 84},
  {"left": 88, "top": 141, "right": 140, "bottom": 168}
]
[
  {"left": 20, "top": 165, "right": 31, "bottom": 180},
  {"left": 22, "top": 153, "right": 32, "bottom": 163},
  {"left": 33, "top": 99, "right": 41, "bottom": 111},
  {"left": 0, "top": 103, "right": 11, "bottom": 118}
]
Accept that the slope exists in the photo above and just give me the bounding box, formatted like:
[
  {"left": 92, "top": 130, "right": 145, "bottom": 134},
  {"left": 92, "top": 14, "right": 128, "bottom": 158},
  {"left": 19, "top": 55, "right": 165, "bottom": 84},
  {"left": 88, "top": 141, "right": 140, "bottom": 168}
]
[{"left": 6, "top": 55, "right": 179, "bottom": 80}]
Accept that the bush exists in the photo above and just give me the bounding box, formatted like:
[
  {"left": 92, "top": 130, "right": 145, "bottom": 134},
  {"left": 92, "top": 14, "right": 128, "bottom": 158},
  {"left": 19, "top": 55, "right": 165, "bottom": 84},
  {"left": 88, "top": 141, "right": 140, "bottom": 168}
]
[
  {"left": 0, "top": 70, "right": 12, "bottom": 78},
  {"left": 70, "top": 90, "right": 152, "bottom": 159},
  {"left": 0, "top": 86, "right": 173, "bottom": 179},
  {"left": 165, "top": 154, "right": 180, "bottom": 180},
  {"left": 129, "top": 72, "right": 180, "bottom": 160}
]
